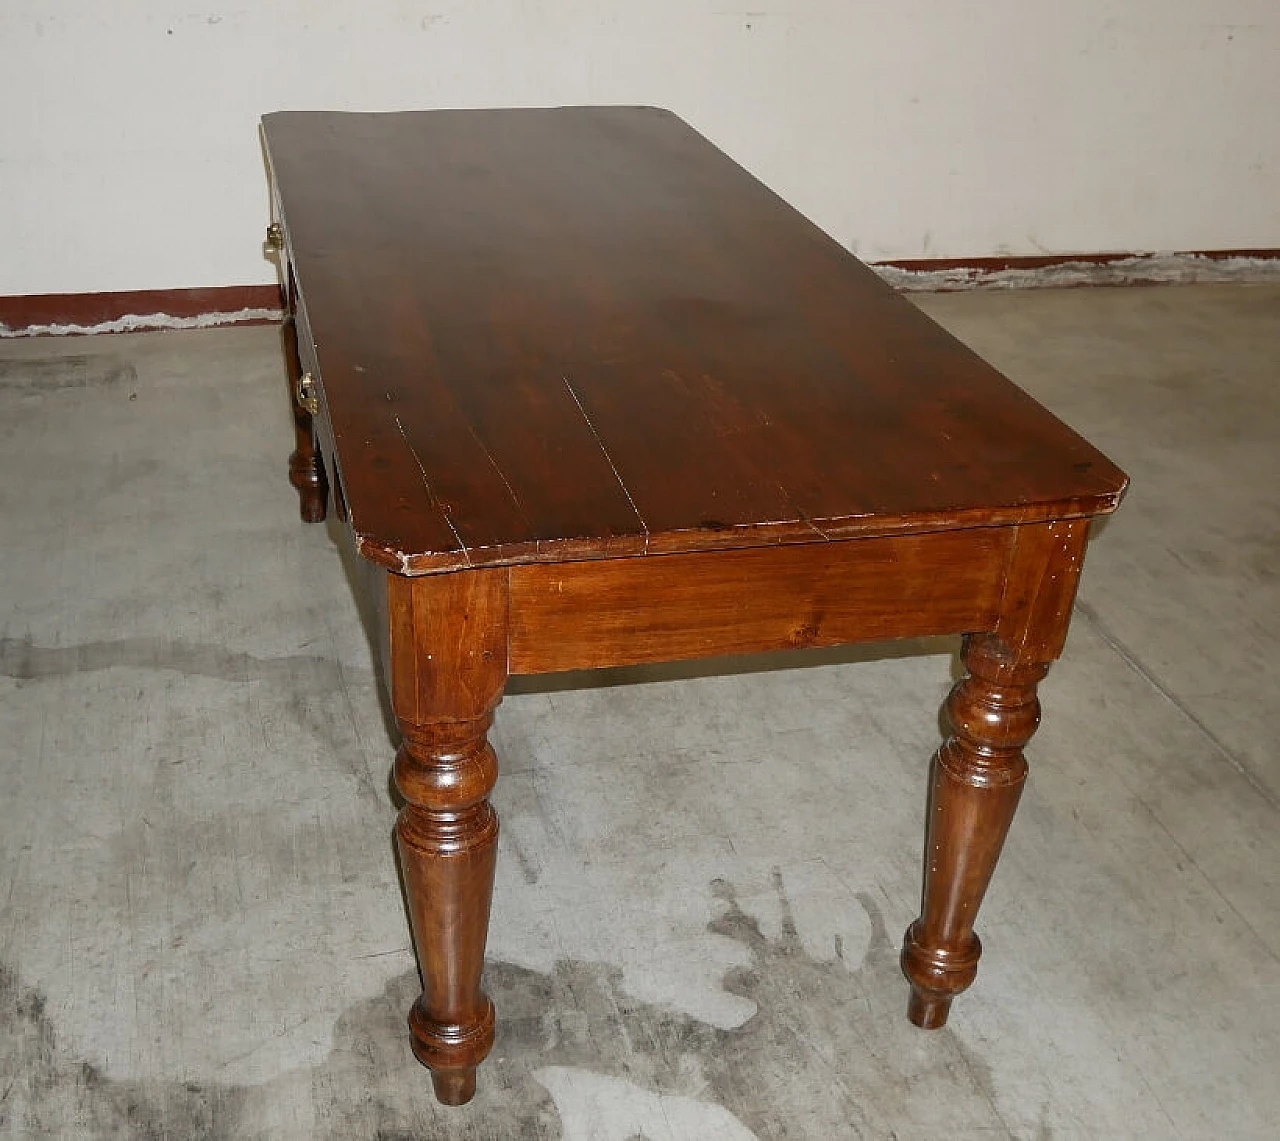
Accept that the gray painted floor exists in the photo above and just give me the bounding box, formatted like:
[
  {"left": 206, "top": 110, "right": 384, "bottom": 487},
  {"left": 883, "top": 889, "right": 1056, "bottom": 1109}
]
[{"left": 1, "top": 285, "right": 1277, "bottom": 1139}]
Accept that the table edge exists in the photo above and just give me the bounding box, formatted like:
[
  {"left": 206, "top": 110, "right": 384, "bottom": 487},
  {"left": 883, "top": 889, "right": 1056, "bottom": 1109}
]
[{"left": 354, "top": 484, "right": 1128, "bottom": 575}]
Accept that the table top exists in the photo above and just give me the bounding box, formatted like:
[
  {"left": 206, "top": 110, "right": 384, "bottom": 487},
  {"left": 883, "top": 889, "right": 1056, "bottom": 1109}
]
[{"left": 262, "top": 107, "right": 1127, "bottom": 574}]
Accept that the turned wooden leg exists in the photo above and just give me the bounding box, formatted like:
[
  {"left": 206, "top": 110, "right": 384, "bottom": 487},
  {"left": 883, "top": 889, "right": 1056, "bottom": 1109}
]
[
  {"left": 901, "top": 633, "right": 1046, "bottom": 1026},
  {"left": 396, "top": 718, "right": 499, "bottom": 1104},
  {"left": 282, "top": 313, "right": 327, "bottom": 522},
  {"left": 385, "top": 569, "right": 508, "bottom": 1105},
  {"left": 902, "top": 520, "right": 1090, "bottom": 1027}
]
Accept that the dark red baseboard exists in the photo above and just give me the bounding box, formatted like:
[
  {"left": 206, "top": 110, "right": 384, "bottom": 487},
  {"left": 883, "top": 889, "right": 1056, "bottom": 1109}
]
[
  {"left": 0, "top": 285, "right": 283, "bottom": 336},
  {"left": 875, "top": 248, "right": 1280, "bottom": 274},
  {"left": 873, "top": 248, "right": 1280, "bottom": 291},
  {"left": 3, "top": 250, "right": 1278, "bottom": 335}
]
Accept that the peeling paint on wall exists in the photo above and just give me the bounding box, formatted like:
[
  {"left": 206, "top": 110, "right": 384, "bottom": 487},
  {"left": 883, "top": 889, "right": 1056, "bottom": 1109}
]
[
  {"left": 875, "top": 252, "right": 1280, "bottom": 292},
  {"left": 3, "top": 3, "right": 1279, "bottom": 295},
  {"left": 0, "top": 307, "right": 284, "bottom": 338}
]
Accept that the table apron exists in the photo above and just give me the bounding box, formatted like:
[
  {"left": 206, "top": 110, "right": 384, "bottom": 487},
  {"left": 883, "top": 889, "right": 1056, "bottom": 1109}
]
[{"left": 507, "top": 526, "right": 1015, "bottom": 674}]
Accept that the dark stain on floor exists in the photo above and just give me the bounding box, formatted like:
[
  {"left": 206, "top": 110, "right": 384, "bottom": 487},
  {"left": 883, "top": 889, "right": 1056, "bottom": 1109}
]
[
  {"left": 0, "top": 636, "right": 348, "bottom": 690},
  {"left": 0, "top": 356, "right": 136, "bottom": 393},
  {"left": 0, "top": 635, "right": 385, "bottom": 805},
  {"left": 1, "top": 874, "right": 1011, "bottom": 1139},
  {"left": 0, "top": 964, "right": 247, "bottom": 1139}
]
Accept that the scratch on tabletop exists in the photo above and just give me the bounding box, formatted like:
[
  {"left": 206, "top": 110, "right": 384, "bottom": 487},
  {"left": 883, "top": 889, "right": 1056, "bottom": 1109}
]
[
  {"left": 562, "top": 374, "right": 650, "bottom": 535},
  {"left": 457, "top": 412, "right": 535, "bottom": 533},
  {"left": 393, "top": 413, "right": 472, "bottom": 565},
  {"left": 773, "top": 480, "right": 831, "bottom": 542}
]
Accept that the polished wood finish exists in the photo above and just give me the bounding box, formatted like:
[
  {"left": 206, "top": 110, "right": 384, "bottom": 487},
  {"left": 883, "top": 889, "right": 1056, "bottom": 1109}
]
[
  {"left": 261, "top": 107, "right": 1125, "bottom": 575},
  {"left": 262, "top": 107, "right": 1127, "bottom": 1106}
]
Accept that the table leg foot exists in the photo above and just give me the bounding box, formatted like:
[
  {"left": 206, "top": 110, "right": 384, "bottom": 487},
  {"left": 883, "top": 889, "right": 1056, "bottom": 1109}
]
[
  {"left": 902, "top": 632, "right": 1048, "bottom": 1026},
  {"left": 408, "top": 991, "right": 493, "bottom": 1105},
  {"left": 429, "top": 1068, "right": 479, "bottom": 1107},
  {"left": 905, "top": 986, "right": 954, "bottom": 1030}
]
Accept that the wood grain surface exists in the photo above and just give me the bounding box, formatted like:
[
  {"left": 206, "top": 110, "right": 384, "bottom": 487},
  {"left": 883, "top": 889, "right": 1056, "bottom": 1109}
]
[
  {"left": 508, "top": 527, "right": 1011, "bottom": 673},
  {"left": 262, "top": 107, "right": 1127, "bottom": 574}
]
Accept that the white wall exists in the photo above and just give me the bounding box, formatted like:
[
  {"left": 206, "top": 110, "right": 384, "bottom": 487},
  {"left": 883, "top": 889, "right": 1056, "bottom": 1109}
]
[{"left": 2, "top": 1, "right": 1277, "bottom": 296}]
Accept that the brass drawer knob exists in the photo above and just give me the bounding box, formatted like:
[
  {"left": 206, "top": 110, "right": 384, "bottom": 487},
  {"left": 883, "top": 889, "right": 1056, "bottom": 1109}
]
[
  {"left": 296, "top": 371, "right": 320, "bottom": 416},
  {"left": 265, "top": 221, "right": 284, "bottom": 253}
]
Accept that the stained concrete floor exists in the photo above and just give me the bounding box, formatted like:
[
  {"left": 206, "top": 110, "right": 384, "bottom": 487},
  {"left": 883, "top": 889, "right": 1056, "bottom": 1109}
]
[{"left": 1, "top": 284, "right": 1277, "bottom": 1139}]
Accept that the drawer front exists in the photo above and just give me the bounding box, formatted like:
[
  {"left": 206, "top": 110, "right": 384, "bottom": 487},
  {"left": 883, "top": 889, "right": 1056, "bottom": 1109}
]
[
  {"left": 291, "top": 286, "right": 321, "bottom": 383},
  {"left": 290, "top": 288, "right": 349, "bottom": 519}
]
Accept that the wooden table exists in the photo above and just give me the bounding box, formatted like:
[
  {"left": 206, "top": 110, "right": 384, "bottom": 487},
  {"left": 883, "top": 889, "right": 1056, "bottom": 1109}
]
[{"left": 261, "top": 107, "right": 1127, "bottom": 1106}]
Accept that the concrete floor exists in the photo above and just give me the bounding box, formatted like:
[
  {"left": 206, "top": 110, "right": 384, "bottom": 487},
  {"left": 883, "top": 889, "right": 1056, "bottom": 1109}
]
[{"left": 1, "top": 285, "right": 1277, "bottom": 1139}]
